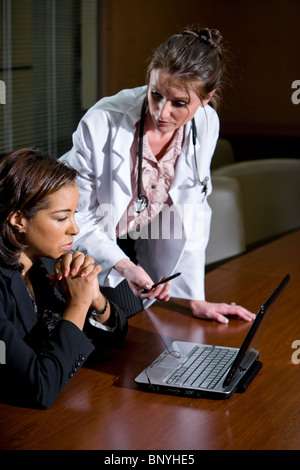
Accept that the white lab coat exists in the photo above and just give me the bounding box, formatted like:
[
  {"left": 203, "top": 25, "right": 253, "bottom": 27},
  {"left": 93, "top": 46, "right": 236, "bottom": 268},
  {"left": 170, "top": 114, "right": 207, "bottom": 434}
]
[{"left": 61, "top": 86, "right": 219, "bottom": 301}]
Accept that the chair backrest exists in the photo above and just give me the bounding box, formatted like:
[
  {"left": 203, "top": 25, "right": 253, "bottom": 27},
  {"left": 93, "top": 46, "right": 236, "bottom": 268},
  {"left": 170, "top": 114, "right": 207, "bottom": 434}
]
[
  {"left": 206, "top": 175, "right": 246, "bottom": 265},
  {"left": 213, "top": 159, "right": 300, "bottom": 246}
]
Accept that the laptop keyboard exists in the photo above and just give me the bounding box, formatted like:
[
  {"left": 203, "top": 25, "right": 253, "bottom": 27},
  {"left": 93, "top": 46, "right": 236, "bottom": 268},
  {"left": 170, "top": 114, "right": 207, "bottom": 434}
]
[{"left": 165, "top": 346, "right": 238, "bottom": 389}]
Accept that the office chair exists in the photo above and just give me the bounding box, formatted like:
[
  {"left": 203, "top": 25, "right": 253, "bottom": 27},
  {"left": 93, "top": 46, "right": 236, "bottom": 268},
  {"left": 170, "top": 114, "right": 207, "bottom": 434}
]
[
  {"left": 206, "top": 175, "right": 246, "bottom": 265},
  {"left": 213, "top": 158, "right": 300, "bottom": 246}
]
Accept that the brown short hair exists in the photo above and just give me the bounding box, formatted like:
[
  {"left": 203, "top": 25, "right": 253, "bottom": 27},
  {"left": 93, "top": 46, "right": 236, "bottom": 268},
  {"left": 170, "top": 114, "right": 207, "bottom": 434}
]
[{"left": 0, "top": 148, "right": 79, "bottom": 269}]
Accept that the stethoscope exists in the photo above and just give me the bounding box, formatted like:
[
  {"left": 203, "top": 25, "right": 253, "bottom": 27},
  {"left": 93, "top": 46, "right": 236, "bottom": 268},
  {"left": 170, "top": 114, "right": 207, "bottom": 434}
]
[
  {"left": 133, "top": 98, "right": 149, "bottom": 213},
  {"left": 133, "top": 98, "right": 209, "bottom": 213}
]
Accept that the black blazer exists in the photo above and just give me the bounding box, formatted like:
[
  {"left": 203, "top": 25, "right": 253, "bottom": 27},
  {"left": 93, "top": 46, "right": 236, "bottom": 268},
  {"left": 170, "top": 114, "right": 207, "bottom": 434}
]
[{"left": 0, "top": 259, "right": 128, "bottom": 409}]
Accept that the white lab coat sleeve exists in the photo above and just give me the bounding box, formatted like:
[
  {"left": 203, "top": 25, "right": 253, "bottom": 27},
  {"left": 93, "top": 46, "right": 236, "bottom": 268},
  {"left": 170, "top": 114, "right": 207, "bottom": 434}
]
[{"left": 61, "top": 111, "right": 128, "bottom": 283}]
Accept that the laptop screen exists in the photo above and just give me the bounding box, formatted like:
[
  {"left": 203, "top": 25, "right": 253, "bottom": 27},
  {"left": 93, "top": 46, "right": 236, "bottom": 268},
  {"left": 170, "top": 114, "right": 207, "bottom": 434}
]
[{"left": 223, "top": 273, "right": 290, "bottom": 387}]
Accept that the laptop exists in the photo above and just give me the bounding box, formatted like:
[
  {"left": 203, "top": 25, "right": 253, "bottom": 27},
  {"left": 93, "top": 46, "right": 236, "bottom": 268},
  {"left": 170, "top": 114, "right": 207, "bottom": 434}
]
[{"left": 135, "top": 274, "right": 290, "bottom": 399}]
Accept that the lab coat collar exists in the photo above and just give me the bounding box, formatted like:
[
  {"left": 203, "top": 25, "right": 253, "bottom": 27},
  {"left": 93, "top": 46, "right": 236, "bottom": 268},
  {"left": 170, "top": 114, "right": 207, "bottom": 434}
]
[
  {"left": 110, "top": 90, "right": 146, "bottom": 218},
  {"left": 110, "top": 92, "right": 209, "bottom": 211},
  {"left": 169, "top": 105, "right": 207, "bottom": 203}
]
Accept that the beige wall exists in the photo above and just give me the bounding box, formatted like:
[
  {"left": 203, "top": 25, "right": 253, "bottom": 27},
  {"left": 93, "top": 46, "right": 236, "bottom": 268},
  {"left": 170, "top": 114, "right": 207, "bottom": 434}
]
[{"left": 99, "top": 0, "right": 300, "bottom": 138}]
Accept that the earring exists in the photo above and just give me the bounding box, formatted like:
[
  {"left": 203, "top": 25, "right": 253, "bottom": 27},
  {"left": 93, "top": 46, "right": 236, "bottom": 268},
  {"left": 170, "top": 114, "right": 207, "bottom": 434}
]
[{"left": 18, "top": 229, "right": 24, "bottom": 233}]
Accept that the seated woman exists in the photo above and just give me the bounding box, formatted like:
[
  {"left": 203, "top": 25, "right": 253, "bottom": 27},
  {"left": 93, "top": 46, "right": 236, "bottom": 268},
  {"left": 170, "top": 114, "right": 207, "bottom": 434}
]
[{"left": 0, "top": 148, "right": 128, "bottom": 409}]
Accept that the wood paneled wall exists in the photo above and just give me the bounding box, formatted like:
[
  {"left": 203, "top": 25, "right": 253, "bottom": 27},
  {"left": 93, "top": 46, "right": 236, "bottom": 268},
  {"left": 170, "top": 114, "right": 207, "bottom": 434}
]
[{"left": 98, "top": 0, "right": 300, "bottom": 159}]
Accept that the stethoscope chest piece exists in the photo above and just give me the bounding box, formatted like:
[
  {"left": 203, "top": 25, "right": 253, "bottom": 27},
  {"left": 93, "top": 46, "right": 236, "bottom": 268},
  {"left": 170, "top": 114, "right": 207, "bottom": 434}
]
[{"left": 133, "top": 195, "right": 148, "bottom": 213}]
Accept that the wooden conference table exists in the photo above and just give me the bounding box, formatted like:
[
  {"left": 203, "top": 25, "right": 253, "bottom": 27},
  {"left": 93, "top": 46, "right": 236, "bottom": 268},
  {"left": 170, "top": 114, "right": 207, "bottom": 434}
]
[{"left": 0, "top": 229, "right": 300, "bottom": 451}]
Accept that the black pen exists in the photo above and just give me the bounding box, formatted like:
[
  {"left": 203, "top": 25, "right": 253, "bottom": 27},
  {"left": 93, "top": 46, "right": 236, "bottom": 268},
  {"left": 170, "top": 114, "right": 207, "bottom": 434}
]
[{"left": 141, "top": 272, "right": 181, "bottom": 293}]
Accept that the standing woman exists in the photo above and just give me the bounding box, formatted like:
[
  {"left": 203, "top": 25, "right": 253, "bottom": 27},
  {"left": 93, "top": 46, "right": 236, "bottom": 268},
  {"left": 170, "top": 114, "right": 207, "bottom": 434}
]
[
  {"left": 61, "top": 27, "right": 255, "bottom": 324},
  {"left": 0, "top": 148, "right": 127, "bottom": 409}
]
